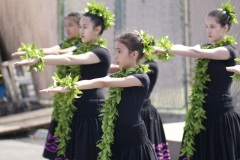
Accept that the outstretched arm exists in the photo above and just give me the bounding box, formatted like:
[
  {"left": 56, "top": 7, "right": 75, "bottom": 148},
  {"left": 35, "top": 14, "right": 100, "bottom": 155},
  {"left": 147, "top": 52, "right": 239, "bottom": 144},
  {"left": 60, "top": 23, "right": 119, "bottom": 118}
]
[
  {"left": 155, "top": 44, "right": 231, "bottom": 60},
  {"left": 226, "top": 65, "right": 240, "bottom": 74},
  {"left": 15, "top": 51, "right": 101, "bottom": 66},
  {"left": 39, "top": 75, "right": 143, "bottom": 93},
  {"left": 108, "top": 64, "right": 121, "bottom": 73},
  {"left": 12, "top": 45, "right": 77, "bottom": 56}
]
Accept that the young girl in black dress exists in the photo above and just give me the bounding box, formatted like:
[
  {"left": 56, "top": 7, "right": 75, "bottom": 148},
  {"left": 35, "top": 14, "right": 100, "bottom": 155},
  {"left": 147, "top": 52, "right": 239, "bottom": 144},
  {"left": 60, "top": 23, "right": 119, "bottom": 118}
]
[
  {"left": 155, "top": 1, "right": 240, "bottom": 160},
  {"left": 109, "top": 39, "right": 170, "bottom": 159},
  {"left": 15, "top": 1, "right": 114, "bottom": 160},
  {"left": 39, "top": 32, "right": 158, "bottom": 160}
]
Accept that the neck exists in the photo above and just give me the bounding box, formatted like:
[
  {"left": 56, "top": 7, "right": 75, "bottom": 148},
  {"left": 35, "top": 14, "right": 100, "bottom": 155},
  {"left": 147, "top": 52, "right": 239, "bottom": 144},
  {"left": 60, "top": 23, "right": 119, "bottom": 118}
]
[
  {"left": 213, "top": 35, "right": 226, "bottom": 45},
  {"left": 124, "top": 64, "right": 138, "bottom": 71}
]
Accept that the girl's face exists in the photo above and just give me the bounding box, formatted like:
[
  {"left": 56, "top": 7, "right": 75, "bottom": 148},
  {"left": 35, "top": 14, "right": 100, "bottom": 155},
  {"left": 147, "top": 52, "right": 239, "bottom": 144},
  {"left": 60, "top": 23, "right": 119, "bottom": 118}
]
[
  {"left": 114, "top": 41, "right": 136, "bottom": 69},
  {"left": 64, "top": 17, "right": 80, "bottom": 39},
  {"left": 79, "top": 16, "right": 100, "bottom": 44},
  {"left": 205, "top": 16, "right": 228, "bottom": 44}
]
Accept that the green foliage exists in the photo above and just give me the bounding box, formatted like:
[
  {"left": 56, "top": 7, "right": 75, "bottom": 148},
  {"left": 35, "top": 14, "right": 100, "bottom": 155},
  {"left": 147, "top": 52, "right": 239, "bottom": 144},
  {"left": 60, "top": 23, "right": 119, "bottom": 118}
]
[
  {"left": 60, "top": 36, "right": 82, "bottom": 49},
  {"left": 51, "top": 73, "right": 82, "bottom": 156},
  {"left": 51, "top": 38, "right": 106, "bottom": 156},
  {"left": 232, "top": 58, "right": 240, "bottom": 80},
  {"left": 156, "top": 36, "right": 175, "bottom": 62},
  {"left": 221, "top": 0, "right": 238, "bottom": 24},
  {"left": 18, "top": 43, "right": 45, "bottom": 71},
  {"left": 180, "top": 35, "right": 237, "bottom": 158},
  {"left": 133, "top": 30, "right": 157, "bottom": 61},
  {"left": 97, "top": 65, "right": 149, "bottom": 160},
  {"left": 83, "top": 0, "right": 115, "bottom": 30}
]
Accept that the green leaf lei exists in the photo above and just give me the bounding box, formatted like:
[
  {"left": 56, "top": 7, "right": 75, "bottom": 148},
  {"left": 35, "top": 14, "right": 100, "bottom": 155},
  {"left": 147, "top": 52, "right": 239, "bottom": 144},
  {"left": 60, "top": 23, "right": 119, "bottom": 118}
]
[
  {"left": 232, "top": 58, "right": 240, "bottom": 81},
  {"left": 51, "top": 73, "right": 82, "bottom": 156},
  {"left": 97, "top": 64, "right": 150, "bottom": 160},
  {"left": 221, "top": 0, "right": 238, "bottom": 24},
  {"left": 156, "top": 36, "right": 175, "bottom": 62},
  {"left": 180, "top": 35, "right": 237, "bottom": 158},
  {"left": 83, "top": 0, "right": 115, "bottom": 30},
  {"left": 17, "top": 43, "right": 45, "bottom": 71},
  {"left": 51, "top": 38, "right": 106, "bottom": 156}
]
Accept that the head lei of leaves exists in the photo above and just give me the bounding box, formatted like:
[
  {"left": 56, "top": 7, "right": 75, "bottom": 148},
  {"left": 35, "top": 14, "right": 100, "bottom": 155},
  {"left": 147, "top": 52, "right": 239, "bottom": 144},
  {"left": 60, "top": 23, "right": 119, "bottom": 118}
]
[
  {"left": 134, "top": 30, "right": 175, "bottom": 62},
  {"left": 82, "top": 0, "right": 115, "bottom": 31},
  {"left": 221, "top": 0, "right": 238, "bottom": 24}
]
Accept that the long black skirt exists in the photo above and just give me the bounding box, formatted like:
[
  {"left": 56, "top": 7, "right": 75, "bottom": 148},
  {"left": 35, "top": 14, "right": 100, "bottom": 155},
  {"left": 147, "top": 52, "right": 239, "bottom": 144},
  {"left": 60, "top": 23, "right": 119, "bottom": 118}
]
[
  {"left": 43, "top": 99, "right": 104, "bottom": 160},
  {"left": 179, "top": 99, "right": 240, "bottom": 160},
  {"left": 112, "top": 121, "right": 157, "bottom": 160},
  {"left": 141, "top": 99, "right": 170, "bottom": 160}
]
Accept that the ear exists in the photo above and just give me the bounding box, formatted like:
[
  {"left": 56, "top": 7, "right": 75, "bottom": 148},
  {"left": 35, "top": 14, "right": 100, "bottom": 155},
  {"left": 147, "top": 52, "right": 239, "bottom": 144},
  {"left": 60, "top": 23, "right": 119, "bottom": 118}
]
[
  {"left": 223, "top": 24, "right": 229, "bottom": 32},
  {"left": 130, "top": 51, "right": 139, "bottom": 59},
  {"left": 94, "top": 26, "right": 102, "bottom": 35}
]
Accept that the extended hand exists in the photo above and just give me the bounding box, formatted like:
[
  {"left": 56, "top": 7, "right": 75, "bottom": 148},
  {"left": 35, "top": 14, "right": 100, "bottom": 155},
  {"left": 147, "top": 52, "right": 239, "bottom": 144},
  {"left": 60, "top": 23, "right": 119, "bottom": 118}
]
[
  {"left": 12, "top": 51, "right": 26, "bottom": 57},
  {"left": 14, "top": 59, "right": 39, "bottom": 66},
  {"left": 226, "top": 65, "right": 240, "bottom": 74},
  {"left": 39, "top": 86, "right": 70, "bottom": 93}
]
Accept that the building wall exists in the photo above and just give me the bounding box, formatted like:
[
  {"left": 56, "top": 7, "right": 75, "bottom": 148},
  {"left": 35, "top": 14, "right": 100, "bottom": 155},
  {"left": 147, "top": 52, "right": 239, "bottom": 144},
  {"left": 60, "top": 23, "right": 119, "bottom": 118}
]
[{"left": 0, "top": 0, "right": 58, "bottom": 100}]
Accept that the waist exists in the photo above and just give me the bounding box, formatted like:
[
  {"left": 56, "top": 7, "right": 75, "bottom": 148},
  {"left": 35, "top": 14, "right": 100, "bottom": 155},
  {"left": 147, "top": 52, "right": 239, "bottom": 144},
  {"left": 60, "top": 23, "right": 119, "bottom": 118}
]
[
  {"left": 143, "top": 98, "right": 153, "bottom": 108},
  {"left": 113, "top": 121, "right": 149, "bottom": 146},
  {"left": 203, "top": 94, "right": 234, "bottom": 113},
  {"left": 74, "top": 99, "right": 104, "bottom": 117}
]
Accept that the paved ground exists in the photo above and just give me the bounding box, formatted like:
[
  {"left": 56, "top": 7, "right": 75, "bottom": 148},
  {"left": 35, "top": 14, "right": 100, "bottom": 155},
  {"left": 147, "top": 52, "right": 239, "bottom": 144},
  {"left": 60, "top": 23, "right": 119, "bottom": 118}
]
[{"left": 0, "top": 112, "right": 186, "bottom": 160}]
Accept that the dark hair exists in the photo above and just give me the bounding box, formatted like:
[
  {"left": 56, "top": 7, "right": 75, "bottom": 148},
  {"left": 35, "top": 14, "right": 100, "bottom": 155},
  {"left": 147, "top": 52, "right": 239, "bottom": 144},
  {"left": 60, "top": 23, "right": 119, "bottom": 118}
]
[
  {"left": 116, "top": 33, "right": 144, "bottom": 62},
  {"left": 65, "top": 11, "right": 81, "bottom": 25},
  {"left": 83, "top": 12, "right": 105, "bottom": 35},
  {"left": 208, "top": 8, "right": 232, "bottom": 31}
]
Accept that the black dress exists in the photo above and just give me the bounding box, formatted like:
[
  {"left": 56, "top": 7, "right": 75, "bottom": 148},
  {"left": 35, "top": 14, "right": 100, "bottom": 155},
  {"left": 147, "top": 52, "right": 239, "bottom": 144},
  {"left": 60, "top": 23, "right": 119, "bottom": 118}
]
[
  {"left": 43, "top": 46, "right": 111, "bottom": 160},
  {"left": 112, "top": 73, "right": 157, "bottom": 160},
  {"left": 179, "top": 45, "right": 240, "bottom": 160},
  {"left": 141, "top": 61, "right": 170, "bottom": 159}
]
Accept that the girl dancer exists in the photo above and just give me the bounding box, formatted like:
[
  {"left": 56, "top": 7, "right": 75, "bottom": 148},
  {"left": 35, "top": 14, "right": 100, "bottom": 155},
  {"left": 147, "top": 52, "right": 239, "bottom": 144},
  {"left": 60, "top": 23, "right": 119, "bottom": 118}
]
[
  {"left": 155, "top": 1, "right": 240, "bottom": 159},
  {"left": 39, "top": 31, "right": 158, "bottom": 160},
  {"left": 15, "top": 1, "right": 115, "bottom": 159}
]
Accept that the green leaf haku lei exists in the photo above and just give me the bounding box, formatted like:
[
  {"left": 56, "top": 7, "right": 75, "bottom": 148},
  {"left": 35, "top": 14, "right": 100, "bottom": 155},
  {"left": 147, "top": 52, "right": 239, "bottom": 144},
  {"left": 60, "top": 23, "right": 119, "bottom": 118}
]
[
  {"left": 180, "top": 35, "right": 237, "bottom": 158},
  {"left": 51, "top": 38, "right": 106, "bottom": 156},
  {"left": 97, "top": 64, "right": 150, "bottom": 160},
  {"left": 221, "top": 0, "right": 238, "bottom": 24},
  {"left": 17, "top": 43, "right": 45, "bottom": 71},
  {"left": 232, "top": 58, "right": 240, "bottom": 81},
  {"left": 83, "top": 0, "right": 115, "bottom": 31},
  {"left": 133, "top": 30, "right": 175, "bottom": 62}
]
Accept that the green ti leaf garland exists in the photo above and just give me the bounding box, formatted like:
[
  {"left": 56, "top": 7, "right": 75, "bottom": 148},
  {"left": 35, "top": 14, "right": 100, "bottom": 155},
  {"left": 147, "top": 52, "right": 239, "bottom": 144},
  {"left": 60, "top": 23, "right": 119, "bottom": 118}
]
[
  {"left": 180, "top": 35, "right": 237, "bottom": 158},
  {"left": 232, "top": 58, "right": 240, "bottom": 81},
  {"left": 50, "top": 73, "right": 82, "bottom": 157},
  {"left": 17, "top": 43, "right": 45, "bottom": 71},
  {"left": 51, "top": 38, "right": 106, "bottom": 157},
  {"left": 97, "top": 64, "right": 150, "bottom": 160}
]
